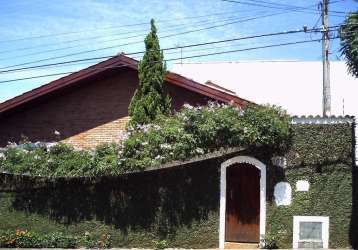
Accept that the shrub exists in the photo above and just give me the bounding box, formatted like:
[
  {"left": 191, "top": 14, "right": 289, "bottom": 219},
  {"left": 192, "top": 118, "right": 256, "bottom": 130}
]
[
  {"left": 152, "top": 239, "right": 168, "bottom": 249},
  {"left": 43, "top": 232, "right": 77, "bottom": 248},
  {"left": 262, "top": 233, "right": 278, "bottom": 249},
  {"left": 121, "top": 103, "right": 290, "bottom": 170},
  {"left": 0, "top": 103, "right": 290, "bottom": 176},
  {"left": 0, "top": 143, "right": 92, "bottom": 177},
  {"left": 0, "top": 229, "right": 110, "bottom": 248},
  {"left": 91, "top": 143, "right": 121, "bottom": 176}
]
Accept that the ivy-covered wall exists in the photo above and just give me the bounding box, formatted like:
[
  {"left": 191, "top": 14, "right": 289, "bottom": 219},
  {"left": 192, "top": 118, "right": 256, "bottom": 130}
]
[
  {"left": 0, "top": 123, "right": 355, "bottom": 248},
  {"left": 0, "top": 153, "right": 230, "bottom": 248},
  {"left": 266, "top": 123, "right": 356, "bottom": 248}
]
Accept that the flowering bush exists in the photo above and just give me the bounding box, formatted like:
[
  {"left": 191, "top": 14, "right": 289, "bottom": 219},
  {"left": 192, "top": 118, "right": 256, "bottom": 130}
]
[
  {"left": 0, "top": 103, "right": 290, "bottom": 176},
  {"left": 0, "top": 229, "right": 111, "bottom": 248},
  {"left": 0, "top": 143, "right": 120, "bottom": 177},
  {"left": 121, "top": 103, "right": 290, "bottom": 170}
]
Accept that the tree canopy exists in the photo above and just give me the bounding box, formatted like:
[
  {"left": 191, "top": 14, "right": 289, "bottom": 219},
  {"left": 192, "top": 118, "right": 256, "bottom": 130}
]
[
  {"left": 340, "top": 11, "right": 358, "bottom": 78},
  {"left": 128, "top": 19, "right": 171, "bottom": 127}
]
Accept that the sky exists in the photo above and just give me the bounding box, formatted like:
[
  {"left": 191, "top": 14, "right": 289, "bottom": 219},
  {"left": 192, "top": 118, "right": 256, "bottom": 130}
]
[{"left": 0, "top": 0, "right": 357, "bottom": 102}]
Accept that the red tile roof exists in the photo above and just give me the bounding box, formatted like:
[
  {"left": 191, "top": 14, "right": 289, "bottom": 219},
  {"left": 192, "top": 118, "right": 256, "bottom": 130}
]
[{"left": 0, "top": 54, "right": 251, "bottom": 114}]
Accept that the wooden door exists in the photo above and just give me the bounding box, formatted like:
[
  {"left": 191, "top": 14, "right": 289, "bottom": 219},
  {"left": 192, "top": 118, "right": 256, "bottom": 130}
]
[{"left": 225, "top": 163, "right": 260, "bottom": 243}]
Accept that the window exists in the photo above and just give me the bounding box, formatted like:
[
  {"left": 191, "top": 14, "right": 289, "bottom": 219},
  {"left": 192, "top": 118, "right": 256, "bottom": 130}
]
[{"left": 293, "top": 216, "right": 329, "bottom": 249}]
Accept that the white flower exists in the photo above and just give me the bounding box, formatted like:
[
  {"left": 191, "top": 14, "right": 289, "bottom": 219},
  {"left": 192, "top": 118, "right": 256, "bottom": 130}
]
[
  {"left": 153, "top": 125, "right": 161, "bottom": 131},
  {"left": 195, "top": 148, "right": 204, "bottom": 155},
  {"left": 160, "top": 143, "right": 171, "bottom": 149},
  {"left": 0, "top": 152, "right": 5, "bottom": 160},
  {"left": 45, "top": 142, "right": 57, "bottom": 151},
  {"left": 136, "top": 124, "right": 152, "bottom": 133},
  {"left": 118, "top": 130, "right": 129, "bottom": 141},
  {"left": 155, "top": 155, "right": 164, "bottom": 160},
  {"left": 54, "top": 130, "right": 61, "bottom": 136},
  {"left": 47, "top": 158, "right": 54, "bottom": 163},
  {"left": 142, "top": 141, "right": 148, "bottom": 146},
  {"left": 183, "top": 103, "right": 193, "bottom": 109},
  {"left": 73, "top": 147, "right": 82, "bottom": 152},
  {"left": 34, "top": 155, "right": 41, "bottom": 160},
  {"left": 7, "top": 142, "right": 17, "bottom": 148}
]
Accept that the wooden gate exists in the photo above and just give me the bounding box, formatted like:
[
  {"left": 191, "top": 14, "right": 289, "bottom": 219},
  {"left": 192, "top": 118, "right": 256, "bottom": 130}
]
[{"left": 225, "top": 163, "right": 260, "bottom": 243}]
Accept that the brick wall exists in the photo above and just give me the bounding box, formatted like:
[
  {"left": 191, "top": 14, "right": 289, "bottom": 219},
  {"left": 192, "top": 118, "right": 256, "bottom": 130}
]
[{"left": 0, "top": 68, "right": 212, "bottom": 148}]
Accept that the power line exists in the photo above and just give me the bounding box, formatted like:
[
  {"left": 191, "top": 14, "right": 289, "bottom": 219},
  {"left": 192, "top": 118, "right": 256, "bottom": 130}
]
[
  {"left": 329, "top": 0, "right": 346, "bottom": 4},
  {"left": 221, "top": 0, "right": 346, "bottom": 17},
  {"left": 0, "top": 37, "right": 341, "bottom": 84},
  {"left": 243, "top": 0, "right": 348, "bottom": 14},
  {"left": 0, "top": 14, "right": 263, "bottom": 60},
  {"left": 0, "top": 26, "right": 335, "bottom": 74},
  {"left": 165, "top": 37, "right": 338, "bottom": 62},
  {"left": 0, "top": 11, "right": 291, "bottom": 70},
  {"left": 0, "top": 10, "right": 260, "bottom": 44},
  {"left": 0, "top": 1, "right": 331, "bottom": 69},
  {"left": 1, "top": 11, "right": 270, "bottom": 56},
  {"left": 0, "top": 72, "right": 76, "bottom": 84}
]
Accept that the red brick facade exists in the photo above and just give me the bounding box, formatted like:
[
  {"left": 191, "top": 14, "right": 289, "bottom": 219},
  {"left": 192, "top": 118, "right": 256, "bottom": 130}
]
[{"left": 0, "top": 68, "right": 212, "bottom": 148}]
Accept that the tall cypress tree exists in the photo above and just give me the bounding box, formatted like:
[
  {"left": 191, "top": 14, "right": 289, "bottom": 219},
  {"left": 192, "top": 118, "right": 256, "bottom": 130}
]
[{"left": 128, "top": 19, "right": 171, "bottom": 127}]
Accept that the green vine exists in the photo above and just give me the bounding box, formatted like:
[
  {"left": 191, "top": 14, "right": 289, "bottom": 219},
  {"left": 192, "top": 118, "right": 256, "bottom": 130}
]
[{"left": 0, "top": 103, "right": 290, "bottom": 177}]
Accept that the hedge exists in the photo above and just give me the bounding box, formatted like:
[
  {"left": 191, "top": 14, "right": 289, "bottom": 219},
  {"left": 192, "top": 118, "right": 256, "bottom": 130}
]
[{"left": 0, "top": 123, "right": 355, "bottom": 248}]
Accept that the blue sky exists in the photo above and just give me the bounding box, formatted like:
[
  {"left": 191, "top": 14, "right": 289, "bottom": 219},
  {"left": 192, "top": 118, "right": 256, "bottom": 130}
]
[{"left": 0, "top": 0, "right": 356, "bottom": 102}]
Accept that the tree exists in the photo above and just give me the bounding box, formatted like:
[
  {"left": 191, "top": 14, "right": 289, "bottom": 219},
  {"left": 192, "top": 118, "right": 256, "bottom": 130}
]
[
  {"left": 340, "top": 11, "right": 358, "bottom": 78},
  {"left": 128, "top": 19, "right": 171, "bottom": 127}
]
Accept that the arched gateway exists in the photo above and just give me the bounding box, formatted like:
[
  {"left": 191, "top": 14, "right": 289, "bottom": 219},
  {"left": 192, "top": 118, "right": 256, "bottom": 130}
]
[{"left": 219, "top": 156, "right": 266, "bottom": 249}]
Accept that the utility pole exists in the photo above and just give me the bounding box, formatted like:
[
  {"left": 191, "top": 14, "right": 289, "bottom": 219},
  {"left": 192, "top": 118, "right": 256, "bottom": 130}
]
[{"left": 322, "top": 0, "right": 331, "bottom": 117}]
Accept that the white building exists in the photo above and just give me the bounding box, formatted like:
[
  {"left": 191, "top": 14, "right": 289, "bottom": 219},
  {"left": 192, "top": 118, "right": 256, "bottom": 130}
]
[{"left": 171, "top": 61, "right": 357, "bottom": 117}]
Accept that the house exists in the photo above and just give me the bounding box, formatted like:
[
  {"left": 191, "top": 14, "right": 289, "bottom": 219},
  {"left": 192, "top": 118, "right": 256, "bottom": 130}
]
[
  {"left": 0, "top": 56, "right": 356, "bottom": 249},
  {"left": 0, "top": 116, "right": 356, "bottom": 249},
  {"left": 0, "top": 54, "right": 249, "bottom": 148}
]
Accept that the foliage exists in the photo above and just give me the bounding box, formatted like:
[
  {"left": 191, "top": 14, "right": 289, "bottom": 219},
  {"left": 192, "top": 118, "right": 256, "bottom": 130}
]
[
  {"left": 80, "top": 232, "right": 111, "bottom": 249},
  {"left": 128, "top": 18, "right": 171, "bottom": 126},
  {"left": 262, "top": 232, "right": 278, "bottom": 249},
  {"left": 0, "top": 103, "right": 290, "bottom": 177},
  {"left": 0, "top": 123, "right": 353, "bottom": 248},
  {"left": 0, "top": 142, "right": 121, "bottom": 178},
  {"left": 121, "top": 103, "right": 290, "bottom": 170},
  {"left": 0, "top": 160, "right": 221, "bottom": 249},
  {"left": 91, "top": 143, "right": 121, "bottom": 176},
  {"left": 0, "top": 229, "right": 111, "bottom": 248},
  {"left": 152, "top": 239, "right": 168, "bottom": 249},
  {"left": 340, "top": 11, "right": 358, "bottom": 77},
  {"left": 266, "top": 123, "right": 354, "bottom": 249}
]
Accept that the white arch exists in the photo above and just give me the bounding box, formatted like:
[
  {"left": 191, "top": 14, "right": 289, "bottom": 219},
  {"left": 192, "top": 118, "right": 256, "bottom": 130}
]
[{"left": 219, "top": 156, "right": 266, "bottom": 249}]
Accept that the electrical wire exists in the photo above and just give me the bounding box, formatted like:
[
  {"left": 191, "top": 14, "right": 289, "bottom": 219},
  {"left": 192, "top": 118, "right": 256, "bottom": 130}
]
[
  {"left": 242, "top": 0, "right": 348, "bottom": 14},
  {"left": 0, "top": 37, "right": 341, "bottom": 84},
  {"left": 221, "top": 0, "right": 346, "bottom": 17},
  {"left": 0, "top": 11, "right": 291, "bottom": 70},
  {"left": 0, "top": 13, "right": 266, "bottom": 60},
  {"left": 1, "top": 1, "right": 337, "bottom": 68},
  {"left": 0, "top": 11, "right": 271, "bottom": 56},
  {"left": 0, "top": 10, "right": 262, "bottom": 44},
  {"left": 0, "top": 26, "right": 336, "bottom": 74}
]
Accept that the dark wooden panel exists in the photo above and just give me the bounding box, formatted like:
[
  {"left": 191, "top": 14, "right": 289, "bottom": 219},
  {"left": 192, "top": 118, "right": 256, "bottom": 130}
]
[{"left": 225, "top": 163, "right": 260, "bottom": 243}]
